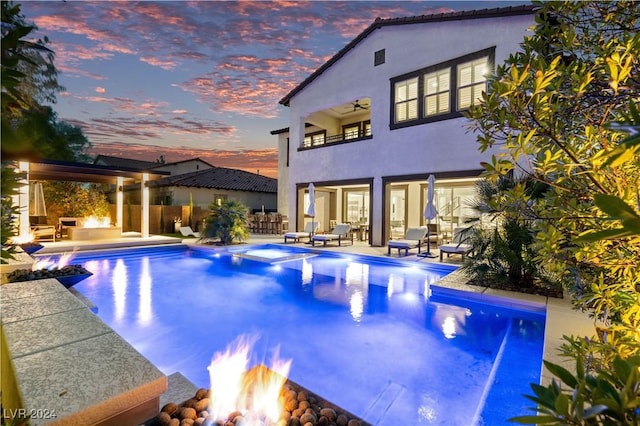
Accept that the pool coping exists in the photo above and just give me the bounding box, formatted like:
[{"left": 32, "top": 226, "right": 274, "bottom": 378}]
[{"left": 0, "top": 278, "right": 167, "bottom": 425}]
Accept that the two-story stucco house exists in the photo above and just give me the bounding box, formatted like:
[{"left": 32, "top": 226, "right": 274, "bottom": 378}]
[{"left": 272, "top": 4, "right": 536, "bottom": 246}]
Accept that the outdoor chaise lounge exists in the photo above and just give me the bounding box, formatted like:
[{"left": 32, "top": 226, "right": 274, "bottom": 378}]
[
  {"left": 179, "top": 226, "right": 201, "bottom": 238},
  {"left": 387, "top": 227, "right": 427, "bottom": 256},
  {"left": 439, "top": 228, "right": 472, "bottom": 262},
  {"left": 311, "top": 224, "right": 352, "bottom": 247},
  {"left": 283, "top": 221, "right": 319, "bottom": 243}
]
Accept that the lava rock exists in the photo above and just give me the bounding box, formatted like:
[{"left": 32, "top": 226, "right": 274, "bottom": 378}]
[
  {"left": 180, "top": 407, "right": 197, "bottom": 420},
  {"left": 162, "top": 402, "right": 179, "bottom": 416},
  {"left": 156, "top": 411, "right": 172, "bottom": 426},
  {"left": 320, "top": 408, "right": 337, "bottom": 422}
]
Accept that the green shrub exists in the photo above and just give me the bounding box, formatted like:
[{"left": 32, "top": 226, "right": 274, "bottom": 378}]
[{"left": 201, "top": 199, "right": 249, "bottom": 245}]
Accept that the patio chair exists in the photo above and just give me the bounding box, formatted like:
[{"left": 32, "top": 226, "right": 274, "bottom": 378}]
[
  {"left": 439, "top": 228, "right": 472, "bottom": 262},
  {"left": 31, "top": 225, "right": 56, "bottom": 242},
  {"left": 57, "top": 217, "right": 82, "bottom": 239},
  {"left": 387, "top": 227, "right": 427, "bottom": 256},
  {"left": 179, "top": 226, "right": 201, "bottom": 238},
  {"left": 311, "top": 224, "right": 353, "bottom": 247},
  {"left": 283, "top": 221, "right": 319, "bottom": 243}
]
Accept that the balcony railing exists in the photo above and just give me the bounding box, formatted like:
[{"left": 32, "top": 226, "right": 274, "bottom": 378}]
[{"left": 300, "top": 130, "right": 373, "bottom": 149}]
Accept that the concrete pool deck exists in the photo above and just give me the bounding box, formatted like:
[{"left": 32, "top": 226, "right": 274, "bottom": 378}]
[{"left": 1, "top": 232, "right": 595, "bottom": 423}]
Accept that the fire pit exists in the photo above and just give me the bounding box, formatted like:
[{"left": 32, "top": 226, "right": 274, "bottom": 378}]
[
  {"left": 66, "top": 215, "right": 122, "bottom": 241},
  {"left": 5, "top": 265, "right": 92, "bottom": 288},
  {"left": 154, "top": 365, "right": 368, "bottom": 426},
  {"left": 152, "top": 336, "right": 368, "bottom": 426},
  {"left": 4, "top": 252, "right": 92, "bottom": 288},
  {"left": 68, "top": 226, "right": 122, "bottom": 240}
]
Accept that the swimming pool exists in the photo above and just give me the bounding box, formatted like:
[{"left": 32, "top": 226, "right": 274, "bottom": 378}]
[{"left": 50, "top": 244, "right": 545, "bottom": 425}]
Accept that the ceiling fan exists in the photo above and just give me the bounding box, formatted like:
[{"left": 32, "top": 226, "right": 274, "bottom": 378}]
[{"left": 352, "top": 100, "right": 369, "bottom": 111}]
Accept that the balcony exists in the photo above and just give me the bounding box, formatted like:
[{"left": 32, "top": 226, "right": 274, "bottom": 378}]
[
  {"left": 300, "top": 129, "right": 372, "bottom": 149},
  {"left": 300, "top": 98, "right": 372, "bottom": 150}
]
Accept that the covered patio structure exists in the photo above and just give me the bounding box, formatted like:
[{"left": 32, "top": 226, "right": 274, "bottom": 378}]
[{"left": 12, "top": 159, "right": 169, "bottom": 240}]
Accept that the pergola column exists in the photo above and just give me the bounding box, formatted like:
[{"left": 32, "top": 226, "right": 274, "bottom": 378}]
[
  {"left": 17, "top": 161, "right": 30, "bottom": 238},
  {"left": 116, "top": 176, "right": 124, "bottom": 229},
  {"left": 141, "top": 173, "right": 149, "bottom": 238}
]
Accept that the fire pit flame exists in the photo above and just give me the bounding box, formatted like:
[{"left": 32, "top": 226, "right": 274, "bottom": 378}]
[
  {"left": 83, "top": 215, "right": 111, "bottom": 228},
  {"left": 11, "top": 231, "right": 36, "bottom": 244},
  {"left": 32, "top": 251, "right": 76, "bottom": 271},
  {"left": 208, "top": 335, "right": 291, "bottom": 426}
]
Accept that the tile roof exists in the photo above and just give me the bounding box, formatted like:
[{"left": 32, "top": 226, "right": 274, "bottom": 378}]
[
  {"left": 148, "top": 167, "right": 277, "bottom": 193},
  {"left": 94, "top": 155, "right": 159, "bottom": 170},
  {"left": 278, "top": 4, "right": 536, "bottom": 106}
]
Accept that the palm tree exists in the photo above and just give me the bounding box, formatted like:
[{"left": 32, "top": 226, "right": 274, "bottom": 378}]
[
  {"left": 461, "top": 174, "right": 556, "bottom": 292},
  {"left": 201, "top": 200, "right": 249, "bottom": 245}
]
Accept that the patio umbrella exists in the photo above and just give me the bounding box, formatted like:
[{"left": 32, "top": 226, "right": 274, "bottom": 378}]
[
  {"left": 29, "top": 181, "right": 47, "bottom": 222},
  {"left": 306, "top": 183, "right": 316, "bottom": 236},
  {"left": 419, "top": 174, "right": 438, "bottom": 258}
]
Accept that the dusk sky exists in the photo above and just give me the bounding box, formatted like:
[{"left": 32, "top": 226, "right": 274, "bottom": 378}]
[{"left": 21, "top": 1, "right": 527, "bottom": 178}]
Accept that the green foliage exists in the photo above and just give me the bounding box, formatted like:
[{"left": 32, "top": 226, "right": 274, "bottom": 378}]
[
  {"left": 1, "top": 2, "right": 94, "bottom": 262},
  {"left": 2, "top": 0, "right": 64, "bottom": 159},
  {"left": 466, "top": 1, "right": 639, "bottom": 423},
  {"left": 1, "top": 1, "right": 60, "bottom": 260},
  {"left": 43, "top": 181, "right": 110, "bottom": 219},
  {"left": 510, "top": 354, "right": 640, "bottom": 425},
  {"left": 202, "top": 200, "right": 249, "bottom": 245},
  {"left": 0, "top": 165, "right": 22, "bottom": 263},
  {"left": 461, "top": 175, "right": 559, "bottom": 293},
  {"left": 8, "top": 106, "right": 92, "bottom": 162}
]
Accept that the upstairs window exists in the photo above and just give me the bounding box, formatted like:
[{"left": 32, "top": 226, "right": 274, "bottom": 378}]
[
  {"left": 390, "top": 47, "right": 494, "bottom": 129},
  {"left": 394, "top": 77, "right": 418, "bottom": 123},
  {"left": 343, "top": 123, "right": 360, "bottom": 140},
  {"left": 457, "top": 58, "right": 487, "bottom": 109},
  {"left": 424, "top": 68, "right": 450, "bottom": 117},
  {"left": 363, "top": 121, "right": 371, "bottom": 136},
  {"left": 303, "top": 130, "right": 326, "bottom": 147}
]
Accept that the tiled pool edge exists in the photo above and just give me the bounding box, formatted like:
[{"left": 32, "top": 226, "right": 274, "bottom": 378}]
[{"left": 0, "top": 278, "right": 167, "bottom": 425}]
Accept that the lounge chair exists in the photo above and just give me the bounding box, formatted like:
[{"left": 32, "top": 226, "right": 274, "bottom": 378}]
[
  {"left": 387, "top": 227, "right": 427, "bottom": 256},
  {"left": 311, "top": 224, "right": 352, "bottom": 247},
  {"left": 283, "top": 221, "right": 319, "bottom": 243},
  {"left": 31, "top": 225, "right": 56, "bottom": 242},
  {"left": 439, "top": 228, "right": 472, "bottom": 262},
  {"left": 179, "top": 226, "right": 201, "bottom": 238}
]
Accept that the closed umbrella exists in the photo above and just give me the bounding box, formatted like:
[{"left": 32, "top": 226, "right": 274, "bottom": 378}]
[
  {"left": 419, "top": 174, "right": 438, "bottom": 258},
  {"left": 306, "top": 183, "right": 316, "bottom": 237}
]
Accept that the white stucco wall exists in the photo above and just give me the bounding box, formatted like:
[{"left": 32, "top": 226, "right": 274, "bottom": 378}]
[
  {"left": 276, "top": 132, "right": 290, "bottom": 217},
  {"left": 279, "top": 13, "right": 535, "bottom": 243},
  {"left": 153, "top": 159, "right": 213, "bottom": 175}
]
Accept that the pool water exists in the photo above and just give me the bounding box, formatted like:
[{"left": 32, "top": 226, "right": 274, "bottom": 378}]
[{"left": 54, "top": 244, "right": 545, "bottom": 425}]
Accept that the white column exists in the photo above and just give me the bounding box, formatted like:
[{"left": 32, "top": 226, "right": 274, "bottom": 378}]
[
  {"left": 141, "top": 173, "right": 149, "bottom": 238},
  {"left": 116, "top": 176, "right": 124, "bottom": 229},
  {"left": 371, "top": 177, "right": 383, "bottom": 246},
  {"left": 17, "top": 161, "right": 30, "bottom": 238}
]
